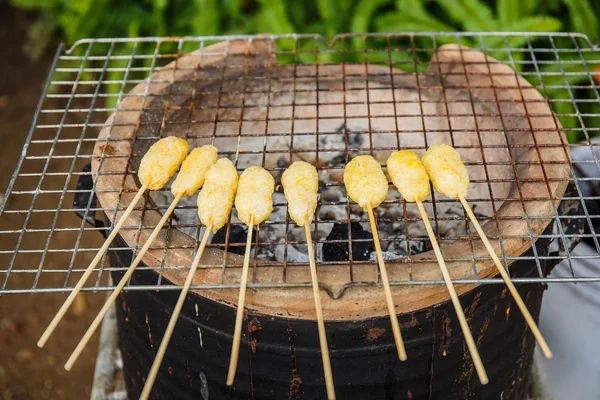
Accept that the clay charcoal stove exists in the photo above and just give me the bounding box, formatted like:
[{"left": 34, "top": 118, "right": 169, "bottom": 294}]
[{"left": 2, "top": 33, "right": 599, "bottom": 400}]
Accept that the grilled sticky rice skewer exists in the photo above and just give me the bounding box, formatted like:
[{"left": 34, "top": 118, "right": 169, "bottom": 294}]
[
  {"left": 38, "top": 136, "right": 190, "bottom": 348},
  {"left": 282, "top": 161, "right": 335, "bottom": 399},
  {"left": 422, "top": 143, "right": 552, "bottom": 360},
  {"left": 387, "top": 149, "right": 488, "bottom": 384},
  {"left": 140, "top": 157, "right": 238, "bottom": 400},
  {"left": 64, "top": 143, "right": 217, "bottom": 370},
  {"left": 343, "top": 155, "right": 407, "bottom": 361},
  {"left": 227, "top": 166, "right": 275, "bottom": 385}
]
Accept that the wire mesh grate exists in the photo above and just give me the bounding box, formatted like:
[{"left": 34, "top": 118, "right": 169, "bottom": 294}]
[{"left": 1, "top": 32, "right": 599, "bottom": 295}]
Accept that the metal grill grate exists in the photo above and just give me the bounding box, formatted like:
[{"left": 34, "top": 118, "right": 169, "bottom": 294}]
[{"left": 1, "top": 32, "right": 600, "bottom": 295}]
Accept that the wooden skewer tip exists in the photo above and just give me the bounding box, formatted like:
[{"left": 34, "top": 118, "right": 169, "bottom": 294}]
[
  {"left": 458, "top": 195, "right": 552, "bottom": 361},
  {"left": 416, "top": 200, "right": 488, "bottom": 385},
  {"left": 139, "top": 226, "right": 212, "bottom": 400},
  {"left": 64, "top": 192, "right": 182, "bottom": 371},
  {"left": 37, "top": 185, "right": 148, "bottom": 349},
  {"left": 366, "top": 204, "right": 408, "bottom": 362},
  {"left": 226, "top": 218, "right": 254, "bottom": 386},
  {"left": 304, "top": 216, "right": 336, "bottom": 400}
]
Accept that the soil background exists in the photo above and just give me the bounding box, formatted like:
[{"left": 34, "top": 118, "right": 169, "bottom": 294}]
[{"left": 0, "top": 5, "right": 106, "bottom": 399}]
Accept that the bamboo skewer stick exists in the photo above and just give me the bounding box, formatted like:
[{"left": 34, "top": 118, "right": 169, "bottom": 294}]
[
  {"left": 38, "top": 184, "right": 148, "bottom": 348},
  {"left": 458, "top": 195, "right": 552, "bottom": 359},
  {"left": 226, "top": 217, "right": 254, "bottom": 386},
  {"left": 64, "top": 192, "right": 184, "bottom": 371},
  {"left": 139, "top": 225, "right": 212, "bottom": 400},
  {"left": 366, "top": 204, "right": 408, "bottom": 361},
  {"left": 304, "top": 216, "right": 336, "bottom": 400},
  {"left": 415, "top": 201, "right": 489, "bottom": 385}
]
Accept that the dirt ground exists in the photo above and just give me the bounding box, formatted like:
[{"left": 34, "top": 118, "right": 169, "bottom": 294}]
[{"left": 0, "top": 5, "right": 106, "bottom": 400}]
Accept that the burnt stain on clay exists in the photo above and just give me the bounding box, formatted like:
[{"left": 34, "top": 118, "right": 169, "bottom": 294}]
[{"left": 97, "top": 143, "right": 114, "bottom": 155}]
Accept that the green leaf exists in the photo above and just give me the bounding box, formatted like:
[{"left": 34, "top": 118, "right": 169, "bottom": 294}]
[
  {"left": 522, "top": 0, "right": 542, "bottom": 15},
  {"left": 376, "top": 12, "right": 456, "bottom": 35},
  {"left": 561, "top": 0, "right": 599, "bottom": 41},
  {"left": 551, "top": 100, "right": 579, "bottom": 142},
  {"left": 338, "top": 0, "right": 356, "bottom": 27},
  {"left": 543, "top": 0, "right": 562, "bottom": 12},
  {"left": 389, "top": 0, "right": 472, "bottom": 45},
  {"left": 315, "top": 0, "right": 339, "bottom": 38},
  {"left": 190, "top": 0, "right": 221, "bottom": 36},
  {"left": 222, "top": 0, "right": 243, "bottom": 21},
  {"left": 351, "top": 0, "right": 388, "bottom": 49},
  {"left": 287, "top": 1, "right": 307, "bottom": 29},
  {"left": 396, "top": 0, "right": 427, "bottom": 13},
  {"left": 256, "top": 0, "right": 295, "bottom": 34},
  {"left": 539, "top": 63, "right": 592, "bottom": 89},
  {"left": 435, "top": 0, "right": 497, "bottom": 31},
  {"left": 483, "top": 16, "right": 562, "bottom": 51},
  {"left": 497, "top": 0, "right": 520, "bottom": 26}
]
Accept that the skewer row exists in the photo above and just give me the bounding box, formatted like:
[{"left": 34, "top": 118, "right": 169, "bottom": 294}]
[{"left": 38, "top": 136, "right": 552, "bottom": 399}]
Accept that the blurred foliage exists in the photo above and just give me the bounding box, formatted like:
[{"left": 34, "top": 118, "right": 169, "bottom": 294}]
[{"left": 11, "top": 0, "right": 600, "bottom": 142}]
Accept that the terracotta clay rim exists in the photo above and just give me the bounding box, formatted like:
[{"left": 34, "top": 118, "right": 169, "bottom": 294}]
[{"left": 92, "top": 40, "right": 570, "bottom": 321}]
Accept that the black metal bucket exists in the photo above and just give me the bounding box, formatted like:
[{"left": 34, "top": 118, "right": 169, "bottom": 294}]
[{"left": 109, "top": 232, "right": 544, "bottom": 400}]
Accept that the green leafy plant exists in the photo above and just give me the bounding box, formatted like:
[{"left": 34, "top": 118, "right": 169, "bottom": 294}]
[{"left": 11, "top": 0, "right": 600, "bottom": 142}]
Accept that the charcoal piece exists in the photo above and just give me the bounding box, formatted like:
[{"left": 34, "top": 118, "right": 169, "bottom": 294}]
[
  {"left": 323, "top": 222, "right": 374, "bottom": 262},
  {"left": 211, "top": 225, "right": 256, "bottom": 255}
]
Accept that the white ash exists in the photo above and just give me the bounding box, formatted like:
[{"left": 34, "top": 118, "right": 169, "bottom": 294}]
[
  {"left": 143, "top": 65, "right": 511, "bottom": 264},
  {"left": 149, "top": 175, "right": 202, "bottom": 239},
  {"left": 369, "top": 251, "right": 404, "bottom": 262}
]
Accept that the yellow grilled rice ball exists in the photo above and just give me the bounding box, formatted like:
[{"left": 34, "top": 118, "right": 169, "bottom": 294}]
[
  {"left": 235, "top": 166, "right": 275, "bottom": 225},
  {"left": 343, "top": 155, "right": 389, "bottom": 209},
  {"left": 197, "top": 158, "right": 239, "bottom": 233},
  {"left": 386, "top": 150, "right": 430, "bottom": 203},
  {"left": 171, "top": 145, "right": 218, "bottom": 196},
  {"left": 138, "top": 136, "right": 188, "bottom": 190},
  {"left": 281, "top": 161, "right": 318, "bottom": 226},
  {"left": 421, "top": 144, "right": 470, "bottom": 199}
]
